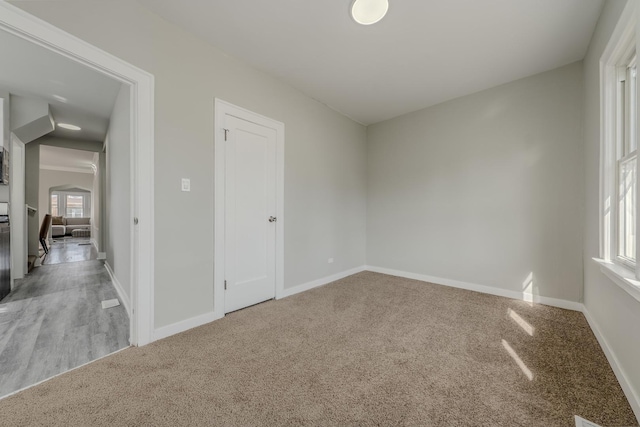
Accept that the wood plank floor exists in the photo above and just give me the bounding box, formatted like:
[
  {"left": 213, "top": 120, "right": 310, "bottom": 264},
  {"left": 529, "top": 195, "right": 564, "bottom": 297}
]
[
  {"left": 0, "top": 259, "right": 129, "bottom": 397},
  {"left": 43, "top": 237, "right": 98, "bottom": 265}
]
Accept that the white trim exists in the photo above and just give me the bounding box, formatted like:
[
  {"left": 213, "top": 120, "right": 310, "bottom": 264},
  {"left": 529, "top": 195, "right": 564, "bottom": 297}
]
[
  {"left": 9, "top": 134, "right": 26, "bottom": 285},
  {"left": 278, "top": 265, "right": 367, "bottom": 299},
  {"left": 582, "top": 306, "right": 640, "bottom": 422},
  {"left": 0, "top": 2, "right": 156, "bottom": 346},
  {"left": 104, "top": 261, "right": 131, "bottom": 317},
  {"left": 153, "top": 311, "right": 223, "bottom": 341},
  {"left": 593, "top": 257, "right": 640, "bottom": 303},
  {"left": 214, "top": 99, "right": 285, "bottom": 315},
  {"left": 39, "top": 164, "right": 94, "bottom": 174},
  {"left": 365, "top": 266, "right": 583, "bottom": 311},
  {"left": 599, "top": 0, "right": 637, "bottom": 266}
]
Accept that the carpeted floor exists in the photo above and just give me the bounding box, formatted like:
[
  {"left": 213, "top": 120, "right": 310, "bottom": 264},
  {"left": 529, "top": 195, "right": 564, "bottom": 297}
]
[{"left": 0, "top": 271, "right": 637, "bottom": 426}]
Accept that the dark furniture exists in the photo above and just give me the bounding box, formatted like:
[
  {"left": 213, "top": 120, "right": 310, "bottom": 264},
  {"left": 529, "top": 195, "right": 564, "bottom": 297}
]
[{"left": 39, "top": 214, "right": 52, "bottom": 255}]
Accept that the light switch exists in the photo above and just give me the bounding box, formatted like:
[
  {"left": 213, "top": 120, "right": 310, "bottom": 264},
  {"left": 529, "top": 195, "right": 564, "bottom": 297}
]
[{"left": 181, "top": 178, "right": 191, "bottom": 192}]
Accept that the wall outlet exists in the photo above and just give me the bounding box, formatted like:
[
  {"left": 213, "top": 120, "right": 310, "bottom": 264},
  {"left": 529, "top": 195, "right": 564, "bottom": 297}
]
[
  {"left": 181, "top": 178, "right": 191, "bottom": 192},
  {"left": 328, "top": 258, "right": 334, "bottom": 264}
]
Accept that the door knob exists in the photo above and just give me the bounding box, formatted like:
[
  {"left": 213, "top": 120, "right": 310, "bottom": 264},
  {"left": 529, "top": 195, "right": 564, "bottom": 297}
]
[{"left": 269, "top": 216, "right": 277, "bottom": 222}]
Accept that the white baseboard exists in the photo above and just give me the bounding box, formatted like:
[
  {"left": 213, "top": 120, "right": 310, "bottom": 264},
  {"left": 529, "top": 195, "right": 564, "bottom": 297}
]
[
  {"left": 277, "top": 265, "right": 367, "bottom": 299},
  {"left": 153, "top": 311, "right": 224, "bottom": 341},
  {"left": 104, "top": 262, "right": 131, "bottom": 316},
  {"left": 582, "top": 307, "right": 640, "bottom": 422},
  {"left": 153, "top": 265, "right": 367, "bottom": 341},
  {"left": 365, "top": 265, "right": 583, "bottom": 311}
]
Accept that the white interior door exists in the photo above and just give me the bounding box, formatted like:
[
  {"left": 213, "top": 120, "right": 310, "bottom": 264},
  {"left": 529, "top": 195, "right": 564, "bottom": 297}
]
[{"left": 224, "top": 114, "right": 277, "bottom": 313}]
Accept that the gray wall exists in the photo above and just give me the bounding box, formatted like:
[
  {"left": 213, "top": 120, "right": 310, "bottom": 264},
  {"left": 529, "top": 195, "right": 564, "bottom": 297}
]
[
  {"left": 91, "top": 152, "right": 101, "bottom": 250},
  {"left": 0, "top": 90, "right": 10, "bottom": 202},
  {"left": 367, "top": 62, "right": 584, "bottom": 302},
  {"left": 583, "top": 0, "right": 640, "bottom": 413},
  {"left": 12, "top": 1, "right": 368, "bottom": 328},
  {"left": 105, "top": 83, "right": 131, "bottom": 301},
  {"left": 0, "top": 89, "right": 9, "bottom": 148},
  {"left": 25, "top": 141, "right": 39, "bottom": 256}
]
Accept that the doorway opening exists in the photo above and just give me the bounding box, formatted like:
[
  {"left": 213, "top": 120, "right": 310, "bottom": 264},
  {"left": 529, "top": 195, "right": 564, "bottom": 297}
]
[{"left": 0, "top": 2, "right": 154, "bottom": 398}]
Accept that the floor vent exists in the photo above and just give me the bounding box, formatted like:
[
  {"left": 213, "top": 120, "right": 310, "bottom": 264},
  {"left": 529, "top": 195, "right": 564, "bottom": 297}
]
[{"left": 101, "top": 299, "right": 120, "bottom": 309}]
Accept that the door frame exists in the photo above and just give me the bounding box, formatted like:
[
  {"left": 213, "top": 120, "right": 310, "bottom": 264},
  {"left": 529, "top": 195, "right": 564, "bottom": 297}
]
[
  {"left": 9, "top": 134, "right": 25, "bottom": 286},
  {"left": 214, "top": 99, "right": 284, "bottom": 316},
  {"left": 0, "top": 3, "right": 155, "bottom": 345}
]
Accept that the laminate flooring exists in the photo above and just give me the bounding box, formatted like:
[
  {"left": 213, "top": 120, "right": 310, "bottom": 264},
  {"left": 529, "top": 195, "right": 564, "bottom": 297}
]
[
  {"left": 0, "top": 259, "right": 129, "bottom": 397},
  {"left": 43, "top": 237, "right": 98, "bottom": 265}
]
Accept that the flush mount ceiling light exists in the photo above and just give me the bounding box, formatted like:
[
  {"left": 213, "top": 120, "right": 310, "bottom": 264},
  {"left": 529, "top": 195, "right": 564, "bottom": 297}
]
[
  {"left": 57, "top": 123, "right": 81, "bottom": 131},
  {"left": 351, "top": 0, "right": 389, "bottom": 25}
]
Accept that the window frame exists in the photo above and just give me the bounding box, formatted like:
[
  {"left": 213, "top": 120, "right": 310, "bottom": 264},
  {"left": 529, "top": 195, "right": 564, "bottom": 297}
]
[
  {"left": 65, "top": 193, "right": 85, "bottom": 218},
  {"left": 614, "top": 54, "right": 637, "bottom": 269},
  {"left": 597, "top": 5, "right": 640, "bottom": 304},
  {"left": 50, "top": 190, "right": 91, "bottom": 219},
  {"left": 50, "top": 193, "right": 59, "bottom": 217}
]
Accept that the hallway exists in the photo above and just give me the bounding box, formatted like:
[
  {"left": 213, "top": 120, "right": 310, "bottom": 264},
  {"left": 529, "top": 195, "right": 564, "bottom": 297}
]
[
  {"left": 42, "top": 236, "right": 98, "bottom": 265},
  {"left": 0, "top": 259, "right": 129, "bottom": 397}
]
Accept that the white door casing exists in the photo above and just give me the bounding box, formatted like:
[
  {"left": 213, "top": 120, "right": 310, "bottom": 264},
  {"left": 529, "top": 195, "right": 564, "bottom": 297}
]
[
  {"left": 0, "top": 2, "right": 155, "bottom": 345},
  {"left": 10, "top": 134, "right": 26, "bottom": 284},
  {"left": 214, "top": 99, "right": 284, "bottom": 316}
]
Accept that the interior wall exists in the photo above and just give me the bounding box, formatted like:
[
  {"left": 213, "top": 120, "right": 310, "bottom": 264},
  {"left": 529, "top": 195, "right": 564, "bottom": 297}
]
[
  {"left": 10, "top": 134, "right": 25, "bottom": 281},
  {"left": 0, "top": 90, "right": 10, "bottom": 203},
  {"left": 367, "top": 61, "right": 584, "bottom": 302},
  {"left": 11, "top": 1, "right": 368, "bottom": 329},
  {"left": 38, "top": 168, "right": 94, "bottom": 227},
  {"left": 0, "top": 89, "right": 9, "bottom": 148},
  {"left": 99, "top": 151, "right": 106, "bottom": 256},
  {"left": 105, "top": 83, "right": 131, "bottom": 301},
  {"left": 37, "top": 136, "right": 103, "bottom": 153},
  {"left": 583, "top": 0, "right": 640, "bottom": 416},
  {"left": 24, "top": 141, "right": 39, "bottom": 256},
  {"left": 91, "top": 152, "right": 101, "bottom": 250}
]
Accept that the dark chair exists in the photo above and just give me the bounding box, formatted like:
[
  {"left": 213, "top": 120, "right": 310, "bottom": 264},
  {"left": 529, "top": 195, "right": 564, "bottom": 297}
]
[{"left": 39, "top": 214, "right": 52, "bottom": 255}]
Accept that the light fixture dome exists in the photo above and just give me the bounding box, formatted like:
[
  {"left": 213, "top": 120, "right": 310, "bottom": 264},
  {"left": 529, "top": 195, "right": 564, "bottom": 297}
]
[
  {"left": 351, "top": 0, "right": 389, "bottom": 25},
  {"left": 57, "top": 123, "right": 81, "bottom": 131}
]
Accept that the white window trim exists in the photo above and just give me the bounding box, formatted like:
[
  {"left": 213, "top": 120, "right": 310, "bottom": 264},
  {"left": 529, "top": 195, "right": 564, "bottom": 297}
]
[
  {"left": 597, "top": 0, "right": 640, "bottom": 301},
  {"left": 594, "top": 257, "right": 640, "bottom": 303}
]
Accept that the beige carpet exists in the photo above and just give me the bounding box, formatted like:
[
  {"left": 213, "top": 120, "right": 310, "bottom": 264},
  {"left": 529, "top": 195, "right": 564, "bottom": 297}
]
[{"left": 0, "top": 271, "right": 637, "bottom": 426}]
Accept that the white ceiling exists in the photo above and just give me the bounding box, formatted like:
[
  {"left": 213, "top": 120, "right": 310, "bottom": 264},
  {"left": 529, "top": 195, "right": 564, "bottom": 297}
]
[
  {"left": 140, "top": 0, "right": 604, "bottom": 125},
  {"left": 0, "top": 29, "right": 121, "bottom": 141},
  {"left": 39, "top": 145, "right": 96, "bottom": 174}
]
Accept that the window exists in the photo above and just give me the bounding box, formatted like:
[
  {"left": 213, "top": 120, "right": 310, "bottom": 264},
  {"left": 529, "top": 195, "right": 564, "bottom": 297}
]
[
  {"left": 51, "top": 194, "right": 59, "bottom": 216},
  {"left": 66, "top": 195, "right": 84, "bottom": 218},
  {"left": 50, "top": 190, "right": 90, "bottom": 218},
  {"left": 600, "top": 11, "right": 639, "bottom": 279},
  {"left": 616, "top": 56, "right": 637, "bottom": 266},
  {"left": 597, "top": 3, "right": 640, "bottom": 302}
]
